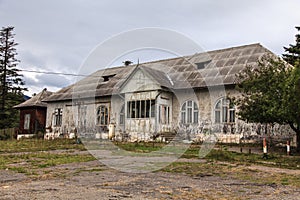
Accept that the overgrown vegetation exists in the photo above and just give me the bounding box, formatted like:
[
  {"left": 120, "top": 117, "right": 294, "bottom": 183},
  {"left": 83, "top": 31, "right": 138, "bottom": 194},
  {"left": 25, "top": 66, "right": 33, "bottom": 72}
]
[{"left": 235, "top": 26, "right": 300, "bottom": 151}]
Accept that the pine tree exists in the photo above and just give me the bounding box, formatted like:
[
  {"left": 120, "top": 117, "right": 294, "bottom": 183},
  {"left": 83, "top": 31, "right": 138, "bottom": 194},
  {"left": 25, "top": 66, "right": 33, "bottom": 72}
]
[
  {"left": 0, "top": 26, "right": 27, "bottom": 129},
  {"left": 283, "top": 26, "right": 300, "bottom": 66}
]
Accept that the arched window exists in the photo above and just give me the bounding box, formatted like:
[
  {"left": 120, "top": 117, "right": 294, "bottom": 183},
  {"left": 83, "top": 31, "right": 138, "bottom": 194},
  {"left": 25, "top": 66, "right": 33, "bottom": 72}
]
[
  {"left": 97, "top": 105, "right": 109, "bottom": 125},
  {"left": 214, "top": 98, "right": 235, "bottom": 123},
  {"left": 181, "top": 100, "right": 198, "bottom": 124}
]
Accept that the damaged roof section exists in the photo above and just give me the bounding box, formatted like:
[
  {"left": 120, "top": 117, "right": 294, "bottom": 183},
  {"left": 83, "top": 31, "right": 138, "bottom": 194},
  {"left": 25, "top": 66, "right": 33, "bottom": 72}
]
[{"left": 44, "top": 43, "right": 273, "bottom": 102}]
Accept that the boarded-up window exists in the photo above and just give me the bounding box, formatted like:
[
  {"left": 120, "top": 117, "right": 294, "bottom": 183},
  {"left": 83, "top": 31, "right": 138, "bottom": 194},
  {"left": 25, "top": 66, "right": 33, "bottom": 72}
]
[{"left": 24, "top": 114, "right": 30, "bottom": 130}]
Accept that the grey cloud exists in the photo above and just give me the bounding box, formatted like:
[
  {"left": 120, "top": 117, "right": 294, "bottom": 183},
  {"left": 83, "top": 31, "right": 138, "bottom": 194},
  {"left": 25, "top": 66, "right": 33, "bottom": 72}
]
[{"left": 1, "top": 0, "right": 300, "bottom": 95}]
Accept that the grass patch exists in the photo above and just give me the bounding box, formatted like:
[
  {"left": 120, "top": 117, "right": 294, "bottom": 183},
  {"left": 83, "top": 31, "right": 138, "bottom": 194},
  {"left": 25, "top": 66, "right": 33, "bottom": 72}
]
[
  {"left": 113, "top": 142, "right": 300, "bottom": 169},
  {"left": 0, "top": 138, "right": 86, "bottom": 153},
  {"left": 0, "top": 152, "right": 96, "bottom": 175},
  {"left": 113, "top": 142, "right": 164, "bottom": 153},
  {"left": 162, "top": 161, "right": 300, "bottom": 188}
]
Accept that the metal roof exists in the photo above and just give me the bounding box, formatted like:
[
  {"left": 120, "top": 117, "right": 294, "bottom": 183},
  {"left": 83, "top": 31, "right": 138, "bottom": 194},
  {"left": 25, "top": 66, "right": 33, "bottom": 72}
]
[
  {"left": 14, "top": 88, "right": 53, "bottom": 108},
  {"left": 44, "top": 43, "right": 273, "bottom": 102}
]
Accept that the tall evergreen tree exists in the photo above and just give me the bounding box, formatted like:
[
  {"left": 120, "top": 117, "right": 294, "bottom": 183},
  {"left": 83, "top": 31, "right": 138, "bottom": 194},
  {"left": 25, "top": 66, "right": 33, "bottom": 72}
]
[
  {"left": 0, "top": 26, "right": 27, "bottom": 129},
  {"left": 283, "top": 26, "right": 300, "bottom": 66}
]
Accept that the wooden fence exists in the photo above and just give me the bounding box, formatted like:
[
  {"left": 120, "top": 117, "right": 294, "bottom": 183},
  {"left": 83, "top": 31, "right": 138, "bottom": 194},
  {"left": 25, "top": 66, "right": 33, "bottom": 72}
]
[{"left": 0, "top": 128, "right": 17, "bottom": 140}]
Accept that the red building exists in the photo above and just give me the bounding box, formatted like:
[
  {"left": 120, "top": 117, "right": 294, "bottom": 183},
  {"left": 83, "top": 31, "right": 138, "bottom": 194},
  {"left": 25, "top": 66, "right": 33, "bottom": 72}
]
[{"left": 14, "top": 88, "right": 53, "bottom": 137}]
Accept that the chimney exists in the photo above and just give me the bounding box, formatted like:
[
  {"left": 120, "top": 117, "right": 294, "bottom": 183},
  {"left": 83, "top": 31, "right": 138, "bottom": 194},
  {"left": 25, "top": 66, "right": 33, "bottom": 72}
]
[{"left": 123, "top": 60, "right": 133, "bottom": 66}]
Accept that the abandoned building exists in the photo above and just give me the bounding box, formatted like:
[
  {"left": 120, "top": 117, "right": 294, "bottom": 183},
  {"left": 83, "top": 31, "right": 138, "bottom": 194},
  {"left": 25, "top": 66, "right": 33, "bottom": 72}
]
[
  {"left": 14, "top": 88, "right": 53, "bottom": 139},
  {"left": 42, "top": 43, "right": 295, "bottom": 143}
]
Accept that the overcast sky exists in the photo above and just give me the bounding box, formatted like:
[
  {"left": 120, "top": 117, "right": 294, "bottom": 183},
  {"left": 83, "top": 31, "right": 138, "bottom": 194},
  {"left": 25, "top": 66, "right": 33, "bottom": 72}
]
[{"left": 0, "top": 0, "right": 299, "bottom": 96}]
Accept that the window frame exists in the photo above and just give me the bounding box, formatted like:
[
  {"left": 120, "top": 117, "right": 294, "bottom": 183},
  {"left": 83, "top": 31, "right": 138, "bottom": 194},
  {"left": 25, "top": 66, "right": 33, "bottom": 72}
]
[
  {"left": 96, "top": 105, "right": 109, "bottom": 126},
  {"left": 54, "top": 108, "right": 63, "bottom": 127},
  {"left": 127, "top": 100, "right": 155, "bottom": 119},
  {"left": 180, "top": 100, "right": 199, "bottom": 125},
  {"left": 214, "top": 98, "right": 235, "bottom": 124},
  {"left": 24, "top": 114, "right": 30, "bottom": 130},
  {"left": 119, "top": 104, "right": 125, "bottom": 125},
  {"left": 159, "top": 104, "right": 170, "bottom": 125}
]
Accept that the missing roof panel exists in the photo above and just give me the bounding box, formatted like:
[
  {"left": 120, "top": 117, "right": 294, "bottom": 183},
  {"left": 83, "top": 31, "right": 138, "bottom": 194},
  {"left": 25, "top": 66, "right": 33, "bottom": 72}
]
[
  {"left": 102, "top": 74, "right": 116, "bottom": 82},
  {"left": 195, "top": 60, "right": 211, "bottom": 70}
]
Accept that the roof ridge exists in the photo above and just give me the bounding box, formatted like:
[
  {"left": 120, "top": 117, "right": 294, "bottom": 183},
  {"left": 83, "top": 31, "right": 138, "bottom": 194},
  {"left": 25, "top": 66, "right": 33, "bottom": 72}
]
[{"left": 135, "top": 43, "right": 263, "bottom": 65}]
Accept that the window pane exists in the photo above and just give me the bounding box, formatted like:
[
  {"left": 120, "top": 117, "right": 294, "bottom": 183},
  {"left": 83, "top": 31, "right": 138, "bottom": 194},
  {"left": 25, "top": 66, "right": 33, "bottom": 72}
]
[
  {"left": 167, "top": 107, "right": 170, "bottom": 124},
  {"left": 136, "top": 101, "right": 140, "bottom": 118},
  {"left": 229, "top": 110, "right": 235, "bottom": 123},
  {"left": 181, "top": 112, "right": 186, "bottom": 124},
  {"left": 127, "top": 102, "right": 130, "bottom": 118},
  {"left": 160, "top": 105, "right": 167, "bottom": 124},
  {"left": 146, "top": 100, "right": 150, "bottom": 117},
  {"left": 215, "top": 101, "right": 221, "bottom": 109},
  {"left": 222, "top": 107, "right": 228, "bottom": 122},
  {"left": 187, "top": 107, "right": 192, "bottom": 123},
  {"left": 194, "top": 102, "right": 198, "bottom": 110},
  {"left": 131, "top": 101, "right": 136, "bottom": 118},
  {"left": 141, "top": 100, "right": 145, "bottom": 118},
  {"left": 187, "top": 101, "right": 192, "bottom": 107},
  {"left": 151, "top": 100, "right": 155, "bottom": 117},
  {"left": 24, "top": 114, "right": 30, "bottom": 130},
  {"left": 193, "top": 111, "right": 198, "bottom": 124},
  {"left": 181, "top": 102, "right": 186, "bottom": 111},
  {"left": 215, "top": 111, "right": 220, "bottom": 123},
  {"left": 120, "top": 105, "right": 124, "bottom": 125},
  {"left": 158, "top": 105, "right": 161, "bottom": 123}
]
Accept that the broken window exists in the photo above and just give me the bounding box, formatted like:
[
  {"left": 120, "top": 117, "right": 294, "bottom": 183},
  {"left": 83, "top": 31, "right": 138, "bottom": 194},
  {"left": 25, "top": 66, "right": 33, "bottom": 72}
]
[
  {"left": 214, "top": 98, "right": 235, "bottom": 123},
  {"left": 97, "top": 105, "right": 109, "bottom": 125},
  {"left": 24, "top": 114, "right": 30, "bottom": 130},
  {"left": 127, "top": 100, "right": 155, "bottom": 119},
  {"left": 181, "top": 100, "right": 198, "bottom": 124},
  {"left": 54, "top": 108, "right": 63, "bottom": 127}
]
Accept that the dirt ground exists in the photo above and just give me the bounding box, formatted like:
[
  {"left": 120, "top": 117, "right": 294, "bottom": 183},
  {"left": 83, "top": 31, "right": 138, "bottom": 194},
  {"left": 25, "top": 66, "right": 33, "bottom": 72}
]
[{"left": 1, "top": 156, "right": 300, "bottom": 200}]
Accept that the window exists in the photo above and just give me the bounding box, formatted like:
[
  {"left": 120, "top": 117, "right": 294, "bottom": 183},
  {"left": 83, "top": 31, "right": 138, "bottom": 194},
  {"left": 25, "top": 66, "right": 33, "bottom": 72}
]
[
  {"left": 127, "top": 100, "right": 155, "bottom": 118},
  {"left": 159, "top": 105, "right": 170, "bottom": 124},
  {"left": 79, "top": 105, "right": 87, "bottom": 128},
  {"left": 215, "top": 98, "right": 235, "bottom": 123},
  {"left": 24, "top": 114, "right": 30, "bottom": 130},
  {"left": 119, "top": 104, "right": 125, "bottom": 125},
  {"left": 97, "top": 105, "right": 109, "bottom": 125},
  {"left": 54, "top": 108, "right": 63, "bottom": 126},
  {"left": 181, "top": 100, "right": 198, "bottom": 124}
]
